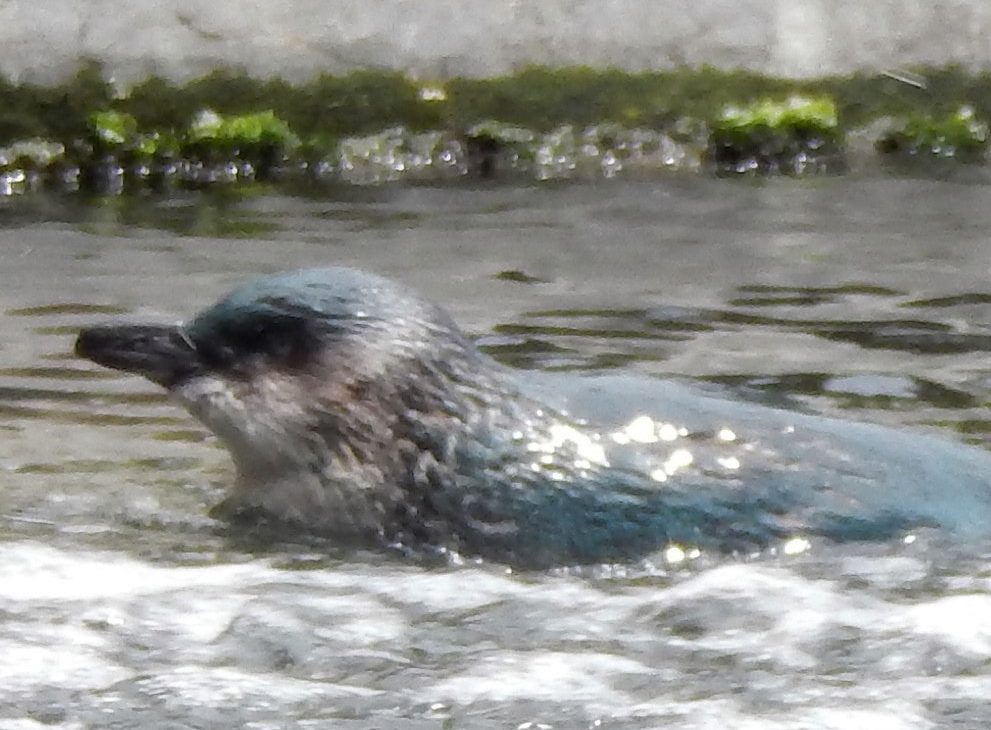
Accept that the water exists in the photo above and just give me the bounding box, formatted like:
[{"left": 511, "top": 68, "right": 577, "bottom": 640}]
[{"left": 1, "top": 177, "right": 991, "bottom": 728}]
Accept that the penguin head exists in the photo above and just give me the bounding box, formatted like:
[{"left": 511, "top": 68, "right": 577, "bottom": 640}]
[
  {"left": 78, "top": 267, "right": 459, "bottom": 385},
  {"left": 75, "top": 267, "right": 480, "bottom": 475}
]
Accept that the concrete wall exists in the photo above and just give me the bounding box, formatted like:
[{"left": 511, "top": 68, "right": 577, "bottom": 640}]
[{"left": 2, "top": 0, "right": 990, "bottom": 84}]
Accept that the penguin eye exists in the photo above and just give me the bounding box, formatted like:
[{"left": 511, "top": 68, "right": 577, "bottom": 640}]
[
  {"left": 202, "top": 315, "right": 316, "bottom": 371},
  {"left": 243, "top": 317, "right": 313, "bottom": 364}
]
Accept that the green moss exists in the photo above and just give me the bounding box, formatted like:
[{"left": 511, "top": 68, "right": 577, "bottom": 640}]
[
  {"left": 187, "top": 109, "right": 297, "bottom": 147},
  {"left": 1, "top": 63, "right": 991, "bottom": 191},
  {"left": 876, "top": 105, "right": 989, "bottom": 160},
  {"left": 88, "top": 109, "right": 138, "bottom": 147},
  {"left": 179, "top": 108, "right": 298, "bottom": 182},
  {"left": 284, "top": 71, "right": 444, "bottom": 138},
  {"left": 717, "top": 96, "right": 837, "bottom": 134},
  {"left": 0, "top": 62, "right": 113, "bottom": 142},
  {"left": 0, "top": 62, "right": 986, "bottom": 147},
  {"left": 117, "top": 75, "right": 193, "bottom": 131},
  {"left": 709, "top": 95, "right": 841, "bottom": 174},
  {"left": 445, "top": 66, "right": 796, "bottom": 131}
]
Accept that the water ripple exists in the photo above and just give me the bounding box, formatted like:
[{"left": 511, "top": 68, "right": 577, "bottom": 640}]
[{"left": 1, "top": 182, "right": 990, "bottom": 728}]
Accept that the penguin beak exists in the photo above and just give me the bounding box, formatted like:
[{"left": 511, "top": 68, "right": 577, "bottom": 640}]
[{"left": 75, "top": 323, "right": 202, "bottom": 388}]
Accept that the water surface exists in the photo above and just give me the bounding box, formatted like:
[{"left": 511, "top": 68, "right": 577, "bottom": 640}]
[{"left": 2, "top": 177, "right": 991, "bottom": 728}]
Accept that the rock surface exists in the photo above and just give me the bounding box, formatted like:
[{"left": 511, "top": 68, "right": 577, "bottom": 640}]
[{"left": 2, "top": 1, "right": 991, "bottom": 85}]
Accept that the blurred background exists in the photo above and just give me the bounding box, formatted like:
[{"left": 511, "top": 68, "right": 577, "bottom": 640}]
[{"left": 1, "top": 0, "right": 990, "bottom": 83}]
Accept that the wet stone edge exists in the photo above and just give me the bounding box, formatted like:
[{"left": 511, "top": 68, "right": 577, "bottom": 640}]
[{"left": 1, "top": 64, "right": 990, "bottom": 194}]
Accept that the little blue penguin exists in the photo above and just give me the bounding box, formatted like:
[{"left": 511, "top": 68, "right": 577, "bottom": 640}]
[{"left": 75, "top": 267, "right": 991, "bottom": 567}]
